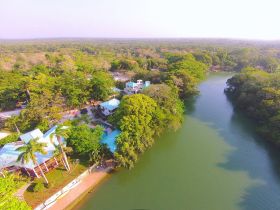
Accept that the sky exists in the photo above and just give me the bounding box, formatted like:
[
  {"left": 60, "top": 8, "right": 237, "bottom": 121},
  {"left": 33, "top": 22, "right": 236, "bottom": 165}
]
[{"left": 0, "top": 0, "right": 280, "bottom": 40}]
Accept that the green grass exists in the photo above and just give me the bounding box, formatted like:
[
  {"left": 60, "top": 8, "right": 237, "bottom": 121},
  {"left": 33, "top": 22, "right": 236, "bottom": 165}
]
[{"left": 24, "top": 162, "right": 88, "bottom": 208}]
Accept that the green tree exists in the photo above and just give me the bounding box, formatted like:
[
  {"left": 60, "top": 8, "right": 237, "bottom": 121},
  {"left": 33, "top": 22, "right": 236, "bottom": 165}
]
[
  {"left": 67, "top": 125, "right": 104, "bottom": 162},
  {"left": 0, "top": 133, "right": 20, "bottom": 147},
  {"left": 0, "top": 70, "right": 22, "bottom": 111},
  {"left": 59, "top": 72, "right": 90, "bottom": 107},
  {"left": 16, "top": 138, "right": 49, "bottom": 184},
  {"left": 166, "top": 70, "right": 199, "bottom": 98},
  {"left": 143, "top": 84, "right": 184, "bottom": 131},
  {"left": 168, "top": 53, "right": 207, "bottom": 80},
  {"left": 90, "top": 71, "right": 115, "bottom": 101},
  {"left": 50, "top": 125, "right": 71, "bottom": 171},
  {"left": 5, "top": 116, "right": 21, "bottom": 134},
  {"left": 7, "top": 91, "right": 63, "bottom": 133},
  {"left": 165, "top": 53, "right": 207, "bottom": 99},
  {"left": 226, "top": 67, "right": 280, "bottom": 144},
  {"left": 111, "top": 94, "right": 162, "bottom": 168},
  {"left": 0, "top": 174, "right": 31, "bottom": 210},
  {"left": 193, "top": 52, "right": 213, "bottom": 67}
]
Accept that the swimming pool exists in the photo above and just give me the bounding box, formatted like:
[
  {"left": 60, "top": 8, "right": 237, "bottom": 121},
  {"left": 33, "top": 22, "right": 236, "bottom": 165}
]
[{"left": 100, "top": 130, "right": 121, "bottom": 153}]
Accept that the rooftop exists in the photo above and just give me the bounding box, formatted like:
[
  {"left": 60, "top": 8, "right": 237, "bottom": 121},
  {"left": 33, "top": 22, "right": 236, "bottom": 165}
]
[
  {"left": 19, "top": 128, "right": 44, "bottom": 143},
  {"left": 100, "top": 98, "right": 120, "bottom": 111},
  {"left": 126, "top": 81, "right": 138, "bottom": 88},
  {"left": 0, "top": 126, "right": 62, "bottom": 170}
]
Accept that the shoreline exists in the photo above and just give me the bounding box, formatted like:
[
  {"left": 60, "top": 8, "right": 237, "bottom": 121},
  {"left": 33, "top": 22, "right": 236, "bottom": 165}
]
[{"left": 47, "top": 167, "right": 113, "bottom": 210}]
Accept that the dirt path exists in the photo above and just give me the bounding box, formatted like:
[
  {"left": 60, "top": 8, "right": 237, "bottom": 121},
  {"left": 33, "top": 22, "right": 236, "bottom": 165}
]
[
  {"left": 14, "top": 183, "right": 31, "bottom": 201},
  {"left": 48, "top": 167, "right": 111, "bottom": 210}
]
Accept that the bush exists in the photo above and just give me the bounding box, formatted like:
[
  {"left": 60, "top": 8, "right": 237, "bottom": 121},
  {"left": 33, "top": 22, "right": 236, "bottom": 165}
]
[
  {"left": 46, "top": 182, "right": 54, "bottom": 189},
  {"left": 0, "top": 133, "right": 19, "bottom": 147},
  {"left": 33, "top": 182, "right": 45, "bottom": 192}
]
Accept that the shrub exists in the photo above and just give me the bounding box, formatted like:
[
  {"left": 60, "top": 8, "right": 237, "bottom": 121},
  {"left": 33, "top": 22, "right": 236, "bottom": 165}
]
[
  {"left": 33, "top": 182, "right": 45, "bottom": 192},
  {"left": 0, "top": 133, "right": 19, "bottom": 147}
]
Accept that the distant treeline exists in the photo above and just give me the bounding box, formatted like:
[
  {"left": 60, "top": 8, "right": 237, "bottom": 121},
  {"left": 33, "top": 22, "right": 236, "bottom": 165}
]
[{"left": 1, "top": 39, "right": 280, "bottom": 73}]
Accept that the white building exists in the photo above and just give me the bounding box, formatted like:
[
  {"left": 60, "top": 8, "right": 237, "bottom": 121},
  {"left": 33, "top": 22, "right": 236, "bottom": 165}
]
[
  {"left": 124, "top": 80, "right": 151, "bottom": 94},
  {"left": 99, "top": 98, "right": 120, "bottom": 116}
]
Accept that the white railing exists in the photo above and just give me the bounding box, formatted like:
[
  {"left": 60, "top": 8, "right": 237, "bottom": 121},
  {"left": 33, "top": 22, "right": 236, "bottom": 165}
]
[{"left": 34, "top": 163, "right": 98, "bottom": 210}]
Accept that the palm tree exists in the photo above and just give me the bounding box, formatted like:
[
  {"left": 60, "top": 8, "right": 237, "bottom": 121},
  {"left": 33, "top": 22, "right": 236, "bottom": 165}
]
[
  {"left": 50, "top": 125, "right": 71, "bottom": 171},
  {"left": 21, "top": 77, "right": 33, "bottom": 103},
  {"left": 52, "top": 143, "right": 67, "bottom": 169},
  {"left": 16, "top": 138, "right": 49, "bottom": 184},
  {"left": 6, "top": 116, "right": 20, "bottom": 134}
]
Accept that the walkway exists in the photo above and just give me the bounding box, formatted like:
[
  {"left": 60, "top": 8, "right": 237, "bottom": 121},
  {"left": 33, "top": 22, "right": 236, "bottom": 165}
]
[
  {"left": 14, "top": 183, "right": 31, "bottom": 201},
  {"left": 48, "top": 167, "right": 112, "bottom": 210}
]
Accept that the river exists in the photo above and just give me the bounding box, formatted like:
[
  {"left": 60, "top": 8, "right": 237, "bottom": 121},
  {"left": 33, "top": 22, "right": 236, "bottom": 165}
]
[{"left": 76, "top": 72, "right": 280, "bottom": 210}]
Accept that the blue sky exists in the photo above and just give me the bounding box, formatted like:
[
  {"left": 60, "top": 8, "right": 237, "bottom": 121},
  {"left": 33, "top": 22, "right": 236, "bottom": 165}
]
[{"left": 0, "top": 0, "right": 279, "bottom": 40}]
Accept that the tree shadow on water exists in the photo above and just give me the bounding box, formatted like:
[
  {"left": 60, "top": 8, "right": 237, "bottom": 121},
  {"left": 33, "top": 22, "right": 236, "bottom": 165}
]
[{"left": 217, "top": 111, "right": 280, "bottom": 210}]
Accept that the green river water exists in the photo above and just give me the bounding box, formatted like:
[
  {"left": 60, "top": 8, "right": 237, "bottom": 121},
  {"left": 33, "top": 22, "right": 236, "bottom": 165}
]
[{"left": 76, "top": 73, "right": 280, "bottom": 210}]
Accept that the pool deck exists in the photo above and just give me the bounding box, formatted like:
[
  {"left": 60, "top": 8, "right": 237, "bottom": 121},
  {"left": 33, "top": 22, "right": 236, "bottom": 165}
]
[{"left": 48, "top": 167, "right": 112, "bottom": 210}]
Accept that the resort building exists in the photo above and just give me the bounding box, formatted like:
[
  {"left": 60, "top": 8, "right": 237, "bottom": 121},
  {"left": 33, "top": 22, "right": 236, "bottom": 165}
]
[
  {"left": 124, "top": 80, "right": 151, "bottom": 94},
  {"left": 19, "top": 128, "right": 44, "bottom": 143},
  {"left": 0, "top": 126, "right": 63, "bottom": 177},
  {"left": 98, "top": 98, "right": 120, "bottom": 117}
]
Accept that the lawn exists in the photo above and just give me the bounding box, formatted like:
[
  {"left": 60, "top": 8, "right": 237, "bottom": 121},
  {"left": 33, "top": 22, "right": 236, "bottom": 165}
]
[{"left": 24, "top": 162, "right": 88, "bottom": 208}]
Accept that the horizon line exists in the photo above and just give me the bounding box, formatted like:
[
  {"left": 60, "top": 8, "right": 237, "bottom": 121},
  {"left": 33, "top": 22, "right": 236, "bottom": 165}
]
[{"left": 1, "top": 37, "right": 280, "bottom": 42}]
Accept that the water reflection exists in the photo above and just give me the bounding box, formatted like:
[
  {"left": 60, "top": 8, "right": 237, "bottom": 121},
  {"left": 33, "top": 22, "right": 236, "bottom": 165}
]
[{"left": 189, "top": 73, "right": 280, "bottom": 210}]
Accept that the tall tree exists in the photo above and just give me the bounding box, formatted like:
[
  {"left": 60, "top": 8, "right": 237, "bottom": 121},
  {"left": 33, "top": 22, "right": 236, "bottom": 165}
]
[
  {"left": 50, "top": 125, "right": 71, "bottom": 171},
  {"left": 225, "top": 67, "right": 280, "bottom": 144},
  {"left": 111, "top": 94, "right": 163, "bottom": 168},
  {"left": 143, "top": 84, "right": 184, "bottom": 131},
  {"left": 67, "top": 125, "right": 103, "bottom": 162},
  {"left": 16, "top": 138, "right": 49, "bottom": 184},
  {"left": 90, "top": 71, "right": 115, "bottom": 101}
]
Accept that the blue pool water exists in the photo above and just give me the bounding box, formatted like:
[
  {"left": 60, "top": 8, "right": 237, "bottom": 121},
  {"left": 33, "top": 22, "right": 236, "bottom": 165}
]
[{"left": 100, "top": 130, "right": 121, "bottom": 153}]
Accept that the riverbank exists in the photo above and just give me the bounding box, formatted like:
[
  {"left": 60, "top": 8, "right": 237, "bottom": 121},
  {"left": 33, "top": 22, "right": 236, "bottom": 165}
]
[
  {"left": 48, "top": 167, "right": 112, "bottom": 210},
  {"left": 77, "top": 73, "right": 280, "bottom": 210}
]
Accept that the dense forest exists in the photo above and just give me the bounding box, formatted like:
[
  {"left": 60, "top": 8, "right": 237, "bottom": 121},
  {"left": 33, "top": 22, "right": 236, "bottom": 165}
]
[
  {"left": 225, "top": 67, "right": 280, "bottom": 144},
  {"left": 1, "top": 39, "right": 280, "bottom": 165},
  {"left": 1, "top": 39, "right": 280, "bottom": 209}
]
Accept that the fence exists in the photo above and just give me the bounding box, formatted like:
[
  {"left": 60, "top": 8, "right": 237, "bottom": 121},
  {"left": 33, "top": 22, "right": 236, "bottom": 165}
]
[{"left": 34, "top": 163, "right": 98, "bottom": 210}]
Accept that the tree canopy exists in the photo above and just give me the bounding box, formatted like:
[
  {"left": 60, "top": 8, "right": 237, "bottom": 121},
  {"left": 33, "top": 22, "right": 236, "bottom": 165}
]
[
  {"left": 67, "top": 125, "right": 104, "bottom": 162},
  {"left": 143, "top": 84, "right": 184, "bottom": 131},
  {"left": 111, "top": 94, "right": 164, "bottom": 168},
  {"left": 226, "top": 67, "right": 280, "bottom": 143},
  {"left": 90, "top": 71, "right": 115, "bottom": 101},
  {"left": 0, "top": 174, "right": 31, "bottom": 210}
]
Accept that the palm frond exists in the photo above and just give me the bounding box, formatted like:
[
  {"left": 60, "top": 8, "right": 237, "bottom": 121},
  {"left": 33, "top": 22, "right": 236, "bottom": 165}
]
[{"left": 16, "top": 136, "right": 48, "bottom": 166}]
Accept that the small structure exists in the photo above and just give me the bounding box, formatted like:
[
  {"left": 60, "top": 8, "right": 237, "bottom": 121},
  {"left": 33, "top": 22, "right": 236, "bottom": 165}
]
[
  {"left": 98, "top": 98, "right": 120, "bottom": 116},
  {"left": 100, "top": 129, "right": 121, "bottom": 153},
  {"left": 0, "top": 126, "right": 63, "bottom": 177},
  {"left": 124, "top": 80, "right": 151, "bottom": 94}
]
